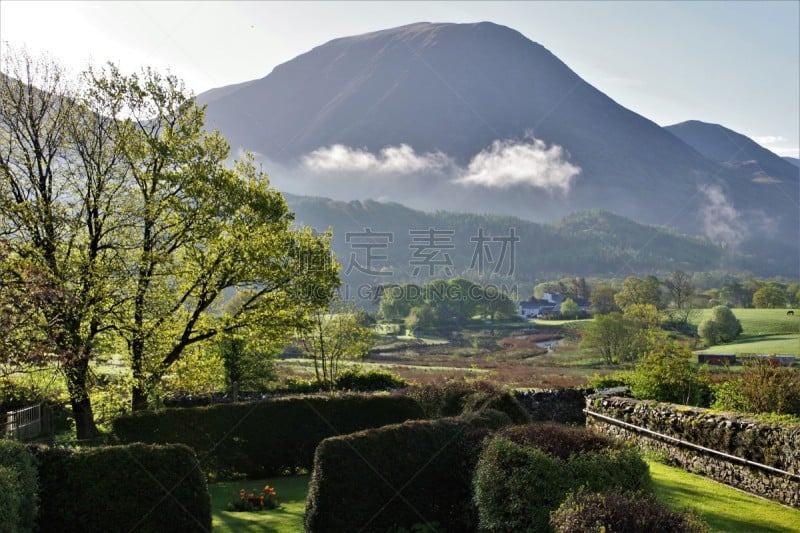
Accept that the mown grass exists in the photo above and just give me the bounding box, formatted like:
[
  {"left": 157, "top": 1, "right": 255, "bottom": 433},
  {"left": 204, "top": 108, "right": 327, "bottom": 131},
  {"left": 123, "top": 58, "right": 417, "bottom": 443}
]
[
  {"left": 649, "top": 461, "right": 800, "bottom": 532},
  {"left": 210, "top": 476, "right": 308, "bottom": 533},
  {"left": 693, "top": 309, "right": 800, "bottom": 356}
]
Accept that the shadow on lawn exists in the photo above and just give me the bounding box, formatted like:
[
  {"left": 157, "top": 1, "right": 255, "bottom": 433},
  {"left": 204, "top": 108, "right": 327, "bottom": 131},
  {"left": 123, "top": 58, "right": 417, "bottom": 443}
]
[{"left": 210, "top": 476, "right": 308, "bottom": 533}]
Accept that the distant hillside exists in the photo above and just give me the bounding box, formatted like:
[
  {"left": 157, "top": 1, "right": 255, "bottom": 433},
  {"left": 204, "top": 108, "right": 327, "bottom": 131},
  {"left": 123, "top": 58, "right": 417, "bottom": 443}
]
[
  {"left": 199, "top": 22, "right": 798, "bottom": 244},
  {"left": 665, "top": 120, "right": 799, "bottom": 183},
  {"left": 285, "top": 195, "right": 797, "bottom": 286},
  {"left": 784, "top": 157, "right": 800, "bottom": 168}
]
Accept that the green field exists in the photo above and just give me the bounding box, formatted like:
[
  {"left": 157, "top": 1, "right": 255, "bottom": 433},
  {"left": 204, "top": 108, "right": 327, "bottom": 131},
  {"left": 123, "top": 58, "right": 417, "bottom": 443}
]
[{"left": 694, "top": 308, "right": 800, "bottom": 356}]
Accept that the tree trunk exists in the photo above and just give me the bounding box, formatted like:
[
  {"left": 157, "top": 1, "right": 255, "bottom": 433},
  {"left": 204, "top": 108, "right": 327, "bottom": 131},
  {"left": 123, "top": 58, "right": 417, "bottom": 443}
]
[
  {"left": 63, "top": 360, "right": 99, "bottom": 439},
  {"left": 131, "top": 384, "right": 149, "bottom": 411},
  {"left": 70, "top": 396, "right": 99, "bottom": 440}
]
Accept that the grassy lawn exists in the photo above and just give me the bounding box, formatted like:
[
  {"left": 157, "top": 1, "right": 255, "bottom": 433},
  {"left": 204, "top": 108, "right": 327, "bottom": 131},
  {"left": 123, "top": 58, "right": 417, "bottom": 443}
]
[
  {"left": 693, "top": 309, "right": 800, "bottom": 356},
  {"left": 649, "top": 461, "right": 800, "bottom": 532},
  {"left": 210, "top": 476, "right": 308, "bottom": 532}
]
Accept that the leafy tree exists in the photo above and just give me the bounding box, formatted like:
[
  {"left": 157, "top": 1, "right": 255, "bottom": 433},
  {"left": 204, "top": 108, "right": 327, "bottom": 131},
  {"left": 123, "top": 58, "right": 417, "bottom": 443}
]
[
  {"left": 719, "top": 281, "right": 752, "bottom": 307},
  {"left": 88, "top": 66, "right": 339, "bottom": 410},
  {"left": 590, "top": 284, "right": 619, "bottom": 315},
  {"left": 629, "top": 342, "right": 710, "bottom": 406},
  {"left": 785, "top": 282, "right": 800, "bottom": 307},
  {"left": 752, "top": 285, "right": 787, "bottom": 309},
  {"left": 622, "top": 303, "right": 663, "bottom": 361},
  {"left": 663, "top": 270, "right": 696, "bottom": 324},
  {"left": 533, "top": 281, "right": 564, "bottom": 300},
  {"left": 299, "top": 309, "right": 374, "bottom": 391},
  {"left": 0, "top": 49, "right": 124, "bottom": 437},
  {"left": 0, "top": 50, "right": 339, "bottom": 436},
  {"left": 581, "top": 313, "right": 628, "bottom": 365},
  {"left": 698, "top": 306, "right": 742, "bottom": 346},
  {"left": 560, "top": 298, "right": 579, "bottom": 319},
  {"left": 378, "top": 283, "right": 423, "bottom": 321},
  {"left": 614, "top": 276, "right": 663, "bottom": 310},
  {"left": 477, "top": 285, "right": 517, "bottom": 321}
]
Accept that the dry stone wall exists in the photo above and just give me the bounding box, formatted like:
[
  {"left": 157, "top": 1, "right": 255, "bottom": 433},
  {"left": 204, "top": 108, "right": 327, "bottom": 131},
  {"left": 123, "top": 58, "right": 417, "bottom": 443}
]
[{"left": 585, "top": 395, "right": 800, "bottom": 508}]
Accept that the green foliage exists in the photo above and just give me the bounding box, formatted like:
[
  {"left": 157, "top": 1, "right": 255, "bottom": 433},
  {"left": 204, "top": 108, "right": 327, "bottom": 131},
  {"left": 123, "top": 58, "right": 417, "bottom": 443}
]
[
  {"left": 32, "top": 443, "right": 210, "bottom": 533},
  {"left": 550, "top": 490, "right": 709, "bottom": 533},
  {"left": 560, "top": 297, "right": 579, "bottom": 319},
  {"left": 712, "top": 359, "right": 800, "bottom": 416},
  {"left": 498, "top": 422, "right": 613, "bottom": 460},
  {"left": 0, "top": 440, "right": 37, "bottom": 532},
  {"left": 0, "top": 465, "right": 22, "bottom": 533},
  {"left": 615, "top": 275, "right": 663, "bottom": 310},
  {"left": 581, "top": 313, "right": 628, "bottom": 364},
  {"left": 332, "top": 367, "right": 407, "bottom": 391},
  {"left": 752, "top": 285, "right": 788, "bottom": 309},
  {"left": 629, "top": 342, "right": 711, "bottom": 406},
  {"left": 407, "top": 381, "right": 530, "bottom": 423},
  {"left": 472, "top": 432, "right": 650, "bottom": 532},
  {"left": 305, "top": 410, "right": 511, "bottom": 532},
  {"left": 112, "top": 394, "right": 425, "bottom": 480},
  {"left": 590, "top": 284, "right": 619, "bottom": 315},
  {"left": 299, "top": 309, "right": 375, "bottom": 391},
  {"left": 698, "top": 306, "right": 742, "bottom": 345}
]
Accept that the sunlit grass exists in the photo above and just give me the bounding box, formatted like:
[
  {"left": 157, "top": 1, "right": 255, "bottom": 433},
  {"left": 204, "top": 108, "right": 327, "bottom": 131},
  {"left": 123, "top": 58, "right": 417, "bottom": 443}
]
[
  {"left": 210, "top": 476, "right": 308, "bottom": 533},
  {"left": 649, "top": 460, "right": 800, "bottom": 532}
]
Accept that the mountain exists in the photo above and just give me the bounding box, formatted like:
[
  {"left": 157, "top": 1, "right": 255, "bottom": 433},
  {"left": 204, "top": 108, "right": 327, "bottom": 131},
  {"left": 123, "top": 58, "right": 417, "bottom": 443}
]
[
  {"left": 285, "top": 195, "right": 797, "bottom": 290},
  {"left": 665, "top": 120, "right": 799, "bottom": 184},
  {"left": 783, "top": 157, "right": 800, "bottom": 168},
  {"left": 199, "top": 21, "right": 798, "bottom": 245}
]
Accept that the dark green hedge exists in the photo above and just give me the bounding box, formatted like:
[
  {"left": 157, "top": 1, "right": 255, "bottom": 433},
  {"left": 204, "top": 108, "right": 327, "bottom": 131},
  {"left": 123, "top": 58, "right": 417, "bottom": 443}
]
[
  {"left": 408, "top": 381, "right": 531, "bottom": 424},
  {"left": 473, "top": 424, "right": 651, "bottom": 532},
  {"left": 112, "top": 393, "right": 425, "bottom": 480},
  {"left": 0, "top": 439, "right": 38, "bottom": 532},
  {"left": 550, "top": 490, "right": 708, "bottom": 533},
  {"left": 31, "top": 443, "right": 210, "bottom": 533},
  {"left": 305, "top": 409, "right": 511, "bottom": 532}
]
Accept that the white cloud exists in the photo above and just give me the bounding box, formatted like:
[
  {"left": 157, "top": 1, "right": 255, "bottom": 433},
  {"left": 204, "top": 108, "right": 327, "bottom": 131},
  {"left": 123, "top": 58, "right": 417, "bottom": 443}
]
[
  {"left": 453, "top": 139, "right": 581, "bottom": 191},
  {"left": 751, "top": 135, "right": 786, "bottom": 146},
  {"left": 303, "top": 144, "right": 451, "bottom": 174},
  {"left": 699, "top": 184, "right": 748, "bottom": 247}
]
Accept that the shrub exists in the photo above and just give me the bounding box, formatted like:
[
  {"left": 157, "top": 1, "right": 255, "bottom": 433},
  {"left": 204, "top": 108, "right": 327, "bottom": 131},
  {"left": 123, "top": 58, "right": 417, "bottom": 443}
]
[
  {"left": 473, "top": 430, "right": 650, "bottom": 532},
  {"left": 31, "top": 443, "right": 210, "bottom": 533},
  {"left": 0, "top": 465, "right": 22, "bottom": 533},
  {"left": 698, "top": 306, "right": 742, "bottom": 345},
  {"left": 0, "top": 439, "right": 38, "bottom": 532},
  {"left": 713, "top": 360, "right": 800, "bottom": 416},
  {"left": 628, "top": 342, "right": 711, "bottom": 406},
  {"left": 305, "top": 410, "right": 511, "bottom": 532},
  {"left": 550, "top": 490, "right": 708, "bottom": 533},
  {"left": 499, "top": 422, "right": 612, "bottom": 460},
  {"left": 113, "top": 393, "right": 425, "bottom": 479},
  {"left": 407, "top": 381, "right": 530, "bottom": 423},
  {"left": 332, "top": 367, "right": 406, "bottom": 391}
]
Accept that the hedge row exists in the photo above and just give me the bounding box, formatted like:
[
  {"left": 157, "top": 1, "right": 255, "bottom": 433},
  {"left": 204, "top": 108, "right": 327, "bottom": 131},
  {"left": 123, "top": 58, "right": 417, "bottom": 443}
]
[
  {"left": 305, "top": 410, "right": 512, "bottom": 532},
  {"left": 473, "top": 424, "right": 651, "bottom": 532},
  {"left": 550, "top": 490, "right": 709, "bottom": 533},
  {"left": 31, "top": 443, "right": 210, "bottom": 533},
  {"left": 0, "top": 440, "right": 37, "bottom": 533},
  {"left": 113, "top": 393, "right": 425, "bottom": 479},
  {"left": 407, "top": 381, "right": 531, "bottom": 424}
]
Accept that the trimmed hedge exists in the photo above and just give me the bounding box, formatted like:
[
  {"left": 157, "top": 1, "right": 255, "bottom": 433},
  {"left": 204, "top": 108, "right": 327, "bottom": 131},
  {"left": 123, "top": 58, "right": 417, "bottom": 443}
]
[
  {"left": 305, "top": 410, "right": 511, "bottom": 532},
  {"left": 0, "top": 439, "right": 38, "bottom": 532},
  {"left": 31, "top": 443, "right": 210, "bottom": 533},
  {"left": 550, "top": 490, "right": 709, "bottom": 533},
  {"left": 473, "top": 424, "right": 651, "bottom": 532},
  {"left": 113, "top": 393, "right": 425, "bottom": 480},
  {"left": 408, "top": 381, "right": 531, "bottom": 424}
]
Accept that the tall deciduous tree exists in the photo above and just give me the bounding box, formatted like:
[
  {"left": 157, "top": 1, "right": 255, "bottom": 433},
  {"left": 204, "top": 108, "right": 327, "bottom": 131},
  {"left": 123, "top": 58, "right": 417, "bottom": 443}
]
[
  {"left": 752, "top": 285, "right": 787, "bottom": 309},
  {"left": 663, "top": 270, "right": 696, "bottom": 324},
  {"left": 0, "top": 49, "right": 127, "bottom": 437},
  {"left": 614, "top": 275, "right": 663, "bottom": 310},
  {"left": 88, "top": 65, "right": 339, "bottom": 410}
]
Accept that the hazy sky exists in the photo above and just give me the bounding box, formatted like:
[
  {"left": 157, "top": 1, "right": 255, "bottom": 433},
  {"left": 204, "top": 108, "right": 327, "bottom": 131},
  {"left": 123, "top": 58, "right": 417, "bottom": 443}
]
[{"left": 2, "top": 1, "right": 798, "bottom": 157}]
